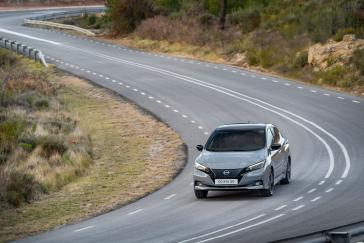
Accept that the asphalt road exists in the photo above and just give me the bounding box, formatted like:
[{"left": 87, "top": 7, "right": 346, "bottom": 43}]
[{"left": 1, "top": 8, "right": 364, "bottom": 243}]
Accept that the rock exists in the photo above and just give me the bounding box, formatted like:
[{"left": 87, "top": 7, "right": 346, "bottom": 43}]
[{"left": 308, "top": 35, "right": 364, "bottom": 71}]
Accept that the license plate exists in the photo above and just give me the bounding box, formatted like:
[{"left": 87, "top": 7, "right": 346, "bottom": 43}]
[{"left": 215, "top": 179, "right": 238, "bottom": 185}]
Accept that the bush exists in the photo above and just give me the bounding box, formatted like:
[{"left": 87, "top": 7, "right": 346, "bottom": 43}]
[
  {"left": 6, "top": 171, "right": 42, "bottom": 207},
  {"left": 352, "top": 48, "right": 364, "bottom": 75},
  {"left": 229, "top": 7, "right": 261, "bottom": 33},
  {"left": 34, "top": 98, "right": 49, "bottom": 109},
  {"left": 333, "top": 28, "right": 356, "bottom": 41},
  {"left": 88, "top": 14, "right": 97, "bottom": 26},
  {"left": 38, "top": 136, "right": 67, "bottom": 157},
  {"left": 293, "top": 51, "right": 308, "bottom": 69}
]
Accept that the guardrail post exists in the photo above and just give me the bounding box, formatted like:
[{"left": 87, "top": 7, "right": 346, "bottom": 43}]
[
  {"left": 22, "top": 45, "right": 28, "bottom": 56},
  {"left": 34, "top": 50, "right": 39, "bottom": 61},
  {"left": 327, "top": 232, "right": 351, "bottom": 243},
  {"left": 28, "top": 48, "right": 33, "bottom": 59},
  {"left": 16, "top": 43, "right": 22, "bottom": 54},
  {"left": 4, "top": 39, "right": 9, "bottom": 49},
  {"left": 10, "top": 41, "right": 16, "bottom": 51},
  {"left": 0, "top": 38, "right": 4, "bottom": 48}
]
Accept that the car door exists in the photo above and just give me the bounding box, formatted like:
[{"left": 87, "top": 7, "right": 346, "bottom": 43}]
[
  {"left": 267, "top": 127, "right": 280, "bottom": 182},
  {"left": 272, "top": 126, "right": 286, "bottom": 178}
]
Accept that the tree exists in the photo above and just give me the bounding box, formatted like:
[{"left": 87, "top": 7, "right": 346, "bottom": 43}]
[{"left": 219, "top": 0, "right": 227, "bottom": 30}]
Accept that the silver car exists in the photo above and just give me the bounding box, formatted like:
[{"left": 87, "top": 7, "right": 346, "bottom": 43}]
[{"left": 194, "top": 123, "right": 291, "bottom": 199}]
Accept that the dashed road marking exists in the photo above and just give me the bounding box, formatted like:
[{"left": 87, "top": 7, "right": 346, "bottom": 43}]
[
  {"left": 307, "top": 188, "right": 316, "bottom": 194},
  {"left": 293, "top": 196, "right": 304, "bottom": 202},
  {"left": 292, "top": 205, "right": 305, "bottom": 211},
  {"left": 352, "top": 100, "right": 360, "bottom": 103},
  {"left": 164, "top": 194, "right": 176, "bottom": 200},
  {"left": 74, "top": 225, "right": 95, "bottom": 233},
  {"left": 311, "top": 196, "right": 321, "bottom": 202},
  {"left": 325, "top": 188, "right": 334, "bottom": 193},
  {"left": 127, "top": 209, "right": 143, "bottom": 215},
  {"left": 274, "top": 205, "right": 287, "bottom": 211},
  {"left": 335, "top": 179, "right": 343, "bottom": 185},
  {"left": 318, "top": 180, "right": 325, "bottom": 185}
]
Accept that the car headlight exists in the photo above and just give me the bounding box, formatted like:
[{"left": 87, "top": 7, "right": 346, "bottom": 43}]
[
  {"left": 247, "top": 160, "right": 265, "bottom": 172},
  {"left": 195, "top": 162, "right": 211, "bottom": 174}
]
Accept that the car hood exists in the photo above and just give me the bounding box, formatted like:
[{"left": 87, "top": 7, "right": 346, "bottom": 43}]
[{"left": 196, "top": 149, "right": 266, "bottom": 169}]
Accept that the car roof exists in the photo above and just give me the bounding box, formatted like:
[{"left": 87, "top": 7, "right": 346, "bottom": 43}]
[{"left": 216, "top": 123, "right": 269, "bottom": 131}]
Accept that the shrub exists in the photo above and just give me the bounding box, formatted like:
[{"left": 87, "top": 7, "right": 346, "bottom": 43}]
[
  {"left": 293, "top": 51, "right": 308, "bottom": 69},
  {"left": 333, "top": 28, "right": 356, "bottom": 41},
  {"left": 88, "top": 14, "right": 97, "bottom": 26},
  {"left": 34, "top": 98, "right": 49, "bottom": 109},
  {"left": 38, "top": 136, "right": 67, "bottom": 158},
  {"left": 229, "top": 7, "right": 261, "bottom": 33},
  {"left": 352, "top": 48, "right": 364, "bottom": 75},
  {"left": 6, "top": 171, "right": 42, "bottom": 207}
]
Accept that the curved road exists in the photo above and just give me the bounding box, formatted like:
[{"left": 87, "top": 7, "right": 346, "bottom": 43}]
[{"left": 1, "top": 8, "right": 364, "bottom": 243}]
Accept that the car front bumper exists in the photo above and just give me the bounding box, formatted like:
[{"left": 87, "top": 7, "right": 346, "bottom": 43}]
[{"left": 193, "top": 167, "right": 269, "bottom": 191}]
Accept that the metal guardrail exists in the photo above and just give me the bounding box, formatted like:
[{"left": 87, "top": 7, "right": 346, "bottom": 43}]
[
  {"left": 24, "top": 7, "right": 105, "bottom": 37},
  {"left": 0, "top": 37, "right": 48, "bottom": 67},
  {"left": 274, "top": 220, "right": 364, "bottom": 243}
]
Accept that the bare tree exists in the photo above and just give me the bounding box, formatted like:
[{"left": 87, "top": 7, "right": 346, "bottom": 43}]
[{"left": 219, "top": 0, "right": 228, "bottom": 30}]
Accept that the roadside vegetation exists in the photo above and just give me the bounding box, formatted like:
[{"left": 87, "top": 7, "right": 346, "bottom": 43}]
[
  {"left": 0, "top": 50, "right": 185, "bottom": 242},
  {"left": 65, "top": 0, "right": 364, "bottom": 96}
]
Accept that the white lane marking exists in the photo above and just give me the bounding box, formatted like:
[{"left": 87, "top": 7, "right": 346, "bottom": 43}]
[
  {"left": 325, "top": 187, "right": 334, "bottom": 193},
  {"left": 318, "top": 180, "right": 325, "bottom": 185},
  {"left": 297, "top": 86, "right": 303, "bottom": 89},
  {"left": 250, "top": 75, "right": 256, "bottom": 78},
  {"left": 293, "top": 196, "right": 304, "bottom": 202},
  {"left": 141, "top": 92, "right": 146, "bottom": 95},
  {"left": 272, "top": 80, "right": 279, "bottom": 83},
  {"left": 198, "top": 126, "right": 203, "bottom": 130},
  {"left": 352, "top": 100, "right": 360, "bottom": 103},
  {"left": 0, "top": 28, "right": 61, "bottom": 45},
  {"left": 92, "top": 72, "right": 97, "bottom": 75},
  {"left": 284, "top": 83, "right": 291, "bottom": 86},
  {"left": 112, "top": 79, "right": 117, "bottom": 83},
  {"left": 223, "top": 68, "right": 228, "bottom": 71},
  {"left": 240, "top": 72, "right": 246, "bottom": 76},
  {"left": 310, "top": 90, "right": 317, "bottom": 93},
  {"left": 324, "top": 93, "right": 330, "bottom": 96},
  {"left": 311, "top": 196, "right": 321, "bottom": 202},
  {"left": 191, "top": 120, "right": 196, "bottom": 124},
  {"left": 261, "top": 77, "right": 267, "bottom": 80},
  {"left": 190, "top": 182, "right": 194, "bottom": 186},
  {"left": 307, "top": 188, "right": 317, "bottom": 194},
  {"left": 182, "top": 114, "right": 188, "bottom": 118},
  {"left": 156, "top": 100, "right": 162, "bottom": 104},
  {"left": 74, "top": 225, "right": 95, "bottom": 232},
  {"left": 179, "top": 214, "right": 266, "bottom": 243},
  {"left": 335, "top": 179, "right": 343, "bottom": 185},
  {"left": 149, "top": 96, "right": 154, "bottom": 99},
  {"left": 232, "top": 70, "right": 237, "bottom": 73},
  {"left": 99, "top": 74, "right": 103, "bottom": 77},
  {"left": 86, "top": 70, "right": 91, "bottom": 73},
  {"left": 133, "top": 88, "right": 138, "bottom": 92},
  {"left": 214, "top": 66, "right": 218, "bottom": 69},
  {"left": 337, "top": 96, "right": 344, "bottom": 100},
  {"left": 204, "top": 132, "right": 209, "bottom": 135},
  {"left": 126, "top": 85, "right": 130, "bottom": 88},
  {"left": 105, "top": 77, "right": 110, "bottom": 80},
  {"left": 292, "top": 205, "right": 305, "bottom": 211},
  {"left": 66, "top": 45, "right": 350, "bottom": 179},
  {"left": 274, "top": 205, "right": 287, "bottom": 211},
  {"left": 118, "top": 82, "right": 123, "bottom": 86},
  {"left": 164, "top": 194, "right": 176, "bottom": 200},
  {"left": 173, "top": 109, "right": 179, "bottom": 113},
  {"left": 165, "top": 105, "right": 170, "bottom": 108},
  {"left": 194, "top": 214, "right": 284, "bottom": 243},
  {"left": 127, "top": 209, "right": 143, "bottom": 215}
]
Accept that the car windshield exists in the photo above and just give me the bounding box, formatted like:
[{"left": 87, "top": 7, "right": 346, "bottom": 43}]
[{"left": 205, "top": 129, "right": 266, "bottom": 152}]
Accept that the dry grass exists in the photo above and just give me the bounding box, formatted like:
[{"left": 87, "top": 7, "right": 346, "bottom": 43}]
[{"left": 0, "top": 75, "right": 185, "bottom": 242}]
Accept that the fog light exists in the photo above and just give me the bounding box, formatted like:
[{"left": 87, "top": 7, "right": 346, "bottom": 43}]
[{"left": 255, "top": 181, "right": 263, "bottom": 186}]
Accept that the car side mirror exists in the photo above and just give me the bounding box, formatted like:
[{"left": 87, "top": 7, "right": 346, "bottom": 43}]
[
  {"left": 196, "top": 145, "right": 203, "bottom": 152},
  {"left": 271, "top": 143, "right": 281, "bottom": 150}
]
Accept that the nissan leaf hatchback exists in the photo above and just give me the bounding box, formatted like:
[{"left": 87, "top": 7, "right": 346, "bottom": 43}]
[{"left": 194, "top": 123, "right": 291, "bottom": 199}]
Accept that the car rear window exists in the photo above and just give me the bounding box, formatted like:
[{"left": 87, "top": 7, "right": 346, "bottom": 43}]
[{"left": 205, "top": 129, "right": 266, "bottom": 152}]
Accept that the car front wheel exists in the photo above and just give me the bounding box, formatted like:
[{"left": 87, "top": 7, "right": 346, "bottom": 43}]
[{"left": 194, "top": 189, "right": 208, "bottom": 199}]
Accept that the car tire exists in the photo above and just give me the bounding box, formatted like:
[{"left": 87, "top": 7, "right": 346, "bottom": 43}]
[
  {"left": 194, "top": 189, "right": 208, "bottom": 199},
  {"left": 261, "top": 169, "right": 274, "bottom": 197},
  {"left": 280, "top": 158, "right": 291, "bottom": 185}
]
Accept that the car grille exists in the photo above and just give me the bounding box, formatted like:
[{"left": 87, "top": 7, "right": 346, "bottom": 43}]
[{"left": 210, "top": 168, "right": 244, "bottom": 179}]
